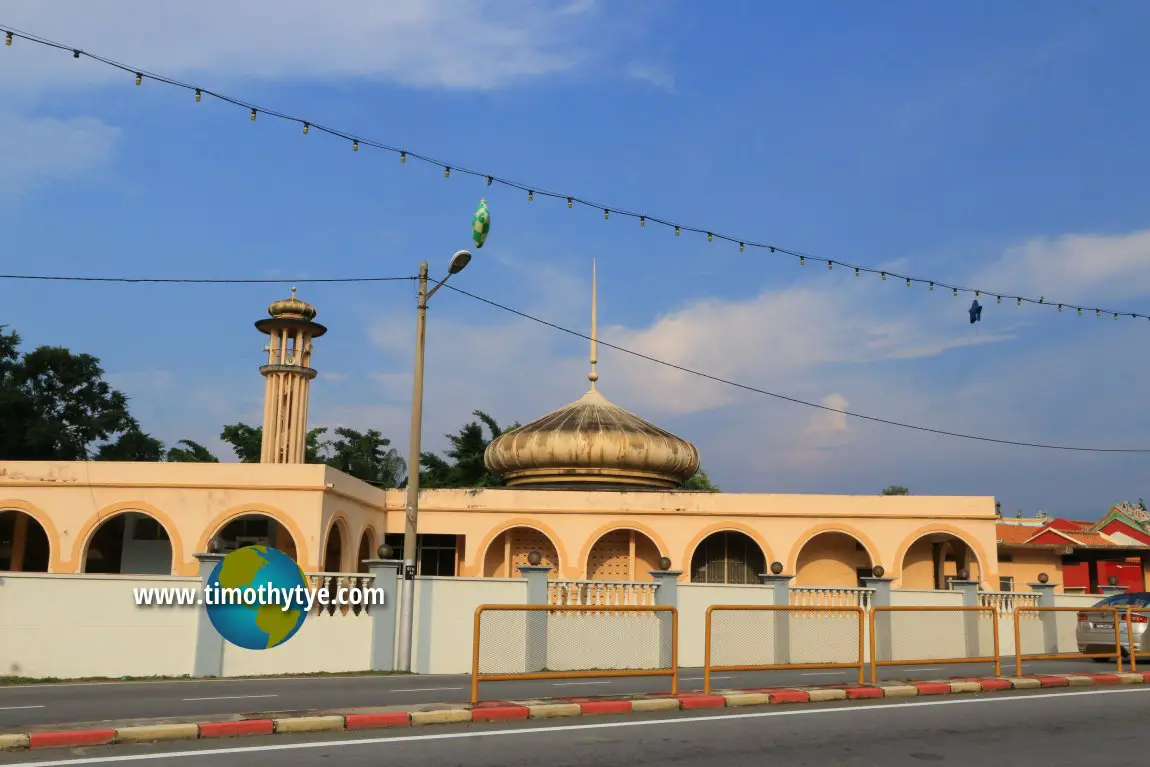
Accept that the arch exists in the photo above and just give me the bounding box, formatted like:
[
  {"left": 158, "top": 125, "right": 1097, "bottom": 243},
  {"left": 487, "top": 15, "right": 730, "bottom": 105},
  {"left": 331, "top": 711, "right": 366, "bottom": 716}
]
[
  {"left": 584, "top": 527, "right": 663, "bottom": 582},
  {"left": 895, "top": 525, "right": 990, "bottom": 590},
  {"left": 197, "top": 504, "right": 308, "bottom": 568},
  {"left": 321, "top": 516, "right": 349, "bottom": 572},
  {"left": 79, "top": 508, "right": 176, "bottom": 575},
  {"left": 480, "top": 522, "right": 563, "bottom": 579},
  {"left": 0, "top": 500, "right": 61, "bottom": 571},
  {"left": 689, "top": 529, "right": 768, "bottom": 585},
  {"left": 684, "top": 522, "right": 775, "bottom": 574},
  {"left": 473, "top": 518, "right": 570, "bottom": 577},
  {"left": 356, "top": 527, "right": 376, "bottom": 574},
  {"left": 0, "top": 509, "right": 51, "bottom": 572},
  {"left": 575, "top": 521, "right": 671, "bottom": 579},
  {"left": 791, "top": 528, "right": 876, "bottom": 588}
]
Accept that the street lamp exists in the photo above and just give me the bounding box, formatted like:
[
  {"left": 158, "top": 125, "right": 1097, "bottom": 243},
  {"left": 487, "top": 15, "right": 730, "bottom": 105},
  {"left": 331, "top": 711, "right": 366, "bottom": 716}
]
[{"left": 395, "top": 248, "right": 473, "bottom": 673}]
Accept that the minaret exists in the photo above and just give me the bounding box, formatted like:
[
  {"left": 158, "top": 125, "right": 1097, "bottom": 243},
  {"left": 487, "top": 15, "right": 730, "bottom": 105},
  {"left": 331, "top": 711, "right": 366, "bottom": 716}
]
[{"left": 255, "top": 288, "right": 327, "bottom": 463}]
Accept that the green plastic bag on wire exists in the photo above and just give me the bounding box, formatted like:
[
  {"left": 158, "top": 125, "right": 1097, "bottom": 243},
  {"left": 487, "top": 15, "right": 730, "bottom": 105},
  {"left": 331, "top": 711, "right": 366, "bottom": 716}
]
[{"left": 472, "top": 199, "right": 491, "bottom": 249}]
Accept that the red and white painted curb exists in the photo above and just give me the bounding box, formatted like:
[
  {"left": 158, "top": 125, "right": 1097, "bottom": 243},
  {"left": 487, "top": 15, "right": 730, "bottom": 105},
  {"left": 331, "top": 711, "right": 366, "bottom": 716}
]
[{"left": 2, "top": 672, "right": 1147, "bottom": 752}]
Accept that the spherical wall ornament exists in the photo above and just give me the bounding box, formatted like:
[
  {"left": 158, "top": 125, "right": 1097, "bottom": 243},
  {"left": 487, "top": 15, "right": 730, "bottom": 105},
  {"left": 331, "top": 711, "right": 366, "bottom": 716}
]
[
  {"left": 527, "top": 550, "right": 543, "bottom": 566},
  {"left": 657, "top": 556, "right": 672, "bottom": 571},
  {"left": 770, "top": 561, "right": 784, "bottom": 575},
  {"left": 1037, "top": 572, "right": 1049, "bottom": 584},
  {"left": 207, "top": 537, "right": 221, "bottom": 554},
  {"left": 377, "top": 544, "right": 395, "bottom": 560},
  {"left": 957, "top": 569, "right": 969, "bottom": 581},
  {"left": 871, "top": 565, "right": 885, "bottom": 578},
  {"left": 471, "top": 199, "right": 491, "bottom": 249},
  {"left": 1108, "top": 575, "right": 1119, "bottom": 586}
]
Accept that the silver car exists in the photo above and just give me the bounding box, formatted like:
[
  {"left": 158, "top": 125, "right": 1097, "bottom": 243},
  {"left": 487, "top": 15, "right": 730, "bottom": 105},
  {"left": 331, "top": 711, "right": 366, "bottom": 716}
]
[{"left": 1076, "top": 591, "right": 1150, "bottom": 659}]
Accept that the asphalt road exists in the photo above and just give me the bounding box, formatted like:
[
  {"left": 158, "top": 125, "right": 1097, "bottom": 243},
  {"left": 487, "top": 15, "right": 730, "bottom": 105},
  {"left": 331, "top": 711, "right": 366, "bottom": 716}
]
[
  {"left": 2, "top": 682, "right": 1149, "bottom": 766},
  {"left": 0, "top": 658, "right": 1119, "bottom": 731}
]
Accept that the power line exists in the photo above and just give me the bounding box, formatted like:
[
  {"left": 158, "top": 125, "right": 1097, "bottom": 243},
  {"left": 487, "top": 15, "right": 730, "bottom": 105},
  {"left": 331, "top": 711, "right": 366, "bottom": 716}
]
[
  {"left": 440, "top": 283, "right": 1150, "bottom": 454},
  {"left": 0, "top": 274, "right": 416, "bottom": 284},
  {"left": 4, "top": 24, "right": 1148, "bottom": 324}
]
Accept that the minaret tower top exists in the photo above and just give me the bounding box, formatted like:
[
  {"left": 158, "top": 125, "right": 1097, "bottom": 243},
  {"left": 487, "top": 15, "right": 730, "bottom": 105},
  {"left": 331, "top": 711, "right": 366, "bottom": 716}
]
[{"left": 255, "top": 288, "right": 327, "bottom": 463}]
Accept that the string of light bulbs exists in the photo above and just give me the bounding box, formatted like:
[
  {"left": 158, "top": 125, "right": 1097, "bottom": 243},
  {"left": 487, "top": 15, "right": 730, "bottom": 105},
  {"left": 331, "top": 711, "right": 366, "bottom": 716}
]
[{"left": 3, "top": 23, "right": 1149, "bottom": 324}]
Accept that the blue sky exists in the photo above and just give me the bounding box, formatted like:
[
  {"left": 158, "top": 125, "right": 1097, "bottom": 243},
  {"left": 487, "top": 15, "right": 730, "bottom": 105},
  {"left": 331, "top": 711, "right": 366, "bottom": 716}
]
[{"left": 1, "top": 0, "right": 1148, "bottom": 516}]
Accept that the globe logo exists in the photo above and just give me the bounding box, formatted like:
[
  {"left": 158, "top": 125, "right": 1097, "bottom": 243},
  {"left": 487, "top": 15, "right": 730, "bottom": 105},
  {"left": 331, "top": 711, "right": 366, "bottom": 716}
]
[{"left": 205, "top": 545, "right": 310, "bottom": 650}]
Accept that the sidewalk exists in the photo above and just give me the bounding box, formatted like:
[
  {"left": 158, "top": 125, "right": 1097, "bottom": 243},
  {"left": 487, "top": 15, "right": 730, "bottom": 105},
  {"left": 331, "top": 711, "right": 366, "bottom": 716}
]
[{"left": 2, "top": 671, "right": 1147, "bottom": 752}]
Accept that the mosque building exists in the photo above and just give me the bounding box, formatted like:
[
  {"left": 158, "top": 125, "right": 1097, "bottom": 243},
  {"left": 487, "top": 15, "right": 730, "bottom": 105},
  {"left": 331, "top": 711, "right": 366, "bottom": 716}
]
[{"left": 1, "top": 275, "right": 1147, "bottom": 595}]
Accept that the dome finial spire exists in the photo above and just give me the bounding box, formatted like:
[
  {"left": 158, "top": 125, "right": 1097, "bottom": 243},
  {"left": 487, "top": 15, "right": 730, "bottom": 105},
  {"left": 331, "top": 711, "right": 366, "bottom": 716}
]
[{"left": 588, "top": 259, "right": 598, "bottom": 390}]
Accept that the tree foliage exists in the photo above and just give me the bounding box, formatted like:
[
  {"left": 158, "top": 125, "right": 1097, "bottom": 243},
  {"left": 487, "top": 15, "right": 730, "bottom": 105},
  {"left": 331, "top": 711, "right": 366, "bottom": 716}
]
[
  {"left": 418, "top": 410, "right": 518, "bottom": 488},
  {"left": 0, "top": 327, "right": 140, "bottom": 460},
  {"left": 166, "top": 440, "right": 220, "bottom": 463},
  {"left": 684, "top": 469, "right": 720, "bottom": 491},
  {"left": 881, "top": 485, "right": 911, "bottom": 496}
]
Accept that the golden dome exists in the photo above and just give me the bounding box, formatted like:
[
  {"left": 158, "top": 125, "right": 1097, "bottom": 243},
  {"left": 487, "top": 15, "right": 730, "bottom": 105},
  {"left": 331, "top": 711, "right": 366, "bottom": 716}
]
[
  {"left": 483, "top": 387, "right": 701, "bottom": 489},
  {"left": 268, "top": 287, "right": 317, "bottom": 321}
]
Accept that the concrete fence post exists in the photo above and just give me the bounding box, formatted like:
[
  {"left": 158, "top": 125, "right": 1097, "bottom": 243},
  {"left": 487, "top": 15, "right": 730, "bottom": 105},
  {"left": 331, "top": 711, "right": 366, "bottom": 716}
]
[
  {"left": 363, "top": 558, "right": 401, "bottom": 672},
  {"left": 192, "top": 552, "right": 225, "bottom": 678},
  {"left": 861, "top": 576, "right": 894, "bottom": 664},
  {"left": 1027, "top": 581, "right": 1059, "bottom": 655},
  {"left": 648, "top": 570, "right": 682, "bottom": 670},
  {"left": 517, "top": 565, "right": 552, "bottom": 673},
  {"left": 517, "top": 565, "right": 552, "bottom": 605},
  {"left": 1098, "top": 584, "right": 1128, "bottom": 598},
  {"left": 950, "top": 579, "right": 982, "bottom": 660},
  {"left": 648, "top": 569, "right": 682, "bottom": 608},
  {"left": 759, "top": 572, "right": 794, "bottom": 664}
]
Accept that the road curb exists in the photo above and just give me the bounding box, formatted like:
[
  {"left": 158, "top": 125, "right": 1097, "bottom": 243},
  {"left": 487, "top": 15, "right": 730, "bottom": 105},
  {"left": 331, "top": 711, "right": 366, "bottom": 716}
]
[{"left": 1, "top": 672, "right": 1143, "bottom": 753}]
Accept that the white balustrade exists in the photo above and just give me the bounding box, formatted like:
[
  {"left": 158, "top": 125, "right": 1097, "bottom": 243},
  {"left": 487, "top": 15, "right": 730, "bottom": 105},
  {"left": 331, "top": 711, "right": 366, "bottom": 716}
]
[
  {"left": 548, "top": 580, "right": 660, "bottom": 607},
  {"left": 978, "top": 590, "right": 1040, "bottom": 616},
  {"left": 304, "top": 572, "right": 378, "bottom": 616},
  {"left": 789, "top": 586, "right": 875, "bottom": 610}
]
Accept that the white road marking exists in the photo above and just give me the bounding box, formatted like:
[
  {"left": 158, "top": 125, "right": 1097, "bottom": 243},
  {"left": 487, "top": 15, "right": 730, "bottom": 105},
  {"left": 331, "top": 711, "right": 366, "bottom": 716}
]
[
  {"left": 389, "top": 687, "right": 465, "bottom": 693},
  {"left": 902, "top": 667, "right": 945, "bottom": 672},
  {"left": 0, "top": 705, "right": 45, "bottom": 710},
  {"left": 681, "top": 676, "right": 730, "bottom": 682},
  {"left": 800, "top": 671, "right": 846, "bottom": 676},
  {"left": 13, "top": 686, "right": 1150, "bottom": 765},
  {"left": 550, "top": 681, "right": 613, "bottom": 687},
  {"left": 180, "top": 695, "right": 278, "bottom": 702}
]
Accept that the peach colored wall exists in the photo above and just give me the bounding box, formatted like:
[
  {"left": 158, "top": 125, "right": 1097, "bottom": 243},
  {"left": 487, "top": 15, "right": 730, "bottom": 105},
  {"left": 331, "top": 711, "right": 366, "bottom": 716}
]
[
  {"left": 1, "top": 462, "right": 1000, "bottom": 588},
  {"left": 998, "top": 550, "right": 1066, "bottom": 592},
  {"left": 384, "top": 487, "right": 1001, "bottom": 589},
  {"left": 794, "top": 532, "right": 872, "bottom": 587},
  {"left": 0, "top": 462, "right": 388, "bottom": 575}
]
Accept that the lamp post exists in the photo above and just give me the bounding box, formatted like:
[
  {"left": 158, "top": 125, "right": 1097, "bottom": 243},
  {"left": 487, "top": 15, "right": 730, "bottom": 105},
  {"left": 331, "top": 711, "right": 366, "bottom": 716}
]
[{"left": 395, "top": 248, "right": 473, "bottom": 673}]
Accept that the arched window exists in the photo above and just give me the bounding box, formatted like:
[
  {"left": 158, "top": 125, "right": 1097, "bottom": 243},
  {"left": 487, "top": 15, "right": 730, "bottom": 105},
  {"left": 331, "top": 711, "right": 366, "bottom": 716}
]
[
  {"left": 83, "top": 511, "right": 173, "bottom": 575},
  {"left": 690, "top": 531, "right": 766, "bottom": 584},
  {"left": 0, "top": 510, "right": 50, "bottom": 572}
]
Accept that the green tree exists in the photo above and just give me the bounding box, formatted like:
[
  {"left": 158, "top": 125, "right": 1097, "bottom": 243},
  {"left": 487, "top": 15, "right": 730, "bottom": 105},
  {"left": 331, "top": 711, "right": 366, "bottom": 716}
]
[
  {"left": 95, "top": 427, "right": 166, "bottom": 461},
  {"left": 220, "top": 423, "right": 328, "bottom": 463},
  {"left": 683, "top": 469, "right": 720, "bottom": 491},
  {"left": 881, "top": 485, "right": 911, "bottom": 496},
  {"left": 418, "top": 410, "right": 519, "bottom": 488},
  {"left": 326, "top": 427, "right": 405, "bottom": 487},
  {"left": 166, "top": 440, "right": 220, "bottom": 463},
  {"left": 0, "top": 327, "right": 140, "bottom": 460}
]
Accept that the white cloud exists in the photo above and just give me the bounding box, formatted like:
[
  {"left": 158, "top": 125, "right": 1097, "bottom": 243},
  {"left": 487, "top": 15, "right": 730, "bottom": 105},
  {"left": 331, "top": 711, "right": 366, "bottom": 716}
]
[
  {"left": 0, "top": 0, "right": 622, "bottom": 91},
  {"left": 0, "top": 113, "right": 120, "bottom": 202},
  {"left": 624, "top": 62, "right": 675, "bottom": 92},
  {"left": 973, "top": 229, "right": 1150, "bottom": 308}
]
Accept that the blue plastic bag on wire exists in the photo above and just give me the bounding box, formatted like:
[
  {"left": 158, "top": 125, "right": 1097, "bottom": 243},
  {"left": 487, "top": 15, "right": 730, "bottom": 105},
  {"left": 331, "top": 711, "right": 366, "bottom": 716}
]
[{"left": 969, "top": 300, "right": 982, "bottom": 324}]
